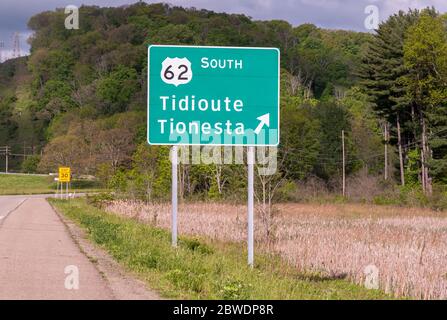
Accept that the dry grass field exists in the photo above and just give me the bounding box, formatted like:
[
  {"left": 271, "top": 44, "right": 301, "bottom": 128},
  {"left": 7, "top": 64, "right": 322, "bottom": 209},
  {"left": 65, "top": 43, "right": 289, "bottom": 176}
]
[{"left": 105, "top": 201, "right": 447, "bottom": 299}]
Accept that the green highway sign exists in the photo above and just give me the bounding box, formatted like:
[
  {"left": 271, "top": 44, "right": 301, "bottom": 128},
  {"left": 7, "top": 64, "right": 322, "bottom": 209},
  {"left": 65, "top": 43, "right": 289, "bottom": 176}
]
[{"left": 147, "top": 45, "right": 280, "bottom": 146}]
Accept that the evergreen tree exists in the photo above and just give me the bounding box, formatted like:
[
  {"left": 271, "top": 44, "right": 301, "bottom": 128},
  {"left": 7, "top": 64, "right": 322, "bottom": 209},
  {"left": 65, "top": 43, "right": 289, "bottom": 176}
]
[{"left": 358, "top": 9, "right": 425, "bottom": 186}]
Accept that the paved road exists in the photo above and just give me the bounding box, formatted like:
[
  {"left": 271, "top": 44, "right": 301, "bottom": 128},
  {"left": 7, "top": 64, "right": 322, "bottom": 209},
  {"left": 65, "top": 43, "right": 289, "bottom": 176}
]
[{"left": 0, "top": 194, "right": 115, "bottom": 299}]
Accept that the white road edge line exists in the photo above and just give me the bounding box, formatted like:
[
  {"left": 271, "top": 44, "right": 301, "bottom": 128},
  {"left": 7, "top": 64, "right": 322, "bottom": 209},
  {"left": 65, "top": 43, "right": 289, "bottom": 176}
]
[{"left": 0, "top": 198, "right": 27, "bottom": 224}]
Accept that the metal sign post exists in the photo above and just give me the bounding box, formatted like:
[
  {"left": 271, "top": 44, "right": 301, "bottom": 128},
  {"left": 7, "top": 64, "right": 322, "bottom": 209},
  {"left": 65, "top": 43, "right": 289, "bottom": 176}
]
[
  {"left": 247, "top": 146, "right": 255, "bottom": 267},
  {"left": 55, "top": 178, "right": 59, "bottom": 198},
  {"left": 171, "top": 146, "right": 178, "bottom": 247}
]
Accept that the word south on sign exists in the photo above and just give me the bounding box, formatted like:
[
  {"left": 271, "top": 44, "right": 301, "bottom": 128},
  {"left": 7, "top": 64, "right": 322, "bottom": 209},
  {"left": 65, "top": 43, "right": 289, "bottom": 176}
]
[{"left": 148, "top": 45, "right": 280, "bottom": 146}]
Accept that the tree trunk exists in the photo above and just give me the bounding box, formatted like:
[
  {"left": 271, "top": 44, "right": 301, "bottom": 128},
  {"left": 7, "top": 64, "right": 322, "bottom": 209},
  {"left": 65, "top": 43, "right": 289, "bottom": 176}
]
[
  {"left": 420, "top": 140, "right": 426, "bottom": 194},
  {"left": 421, "top": 117, "right": 432, "bottom": 195},
  {"left": 397, "top": 114, "right": 405, "bottom": 186}
]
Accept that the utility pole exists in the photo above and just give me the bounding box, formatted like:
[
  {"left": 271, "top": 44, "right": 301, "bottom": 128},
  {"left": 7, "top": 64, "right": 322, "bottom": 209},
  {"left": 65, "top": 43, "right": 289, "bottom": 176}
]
[
  {"left": 0, "top": 146, "right": 10, "bottom": 173},
  {"left": 384, "top": 123, "right": 388, "bottom": 181},
  {"left": 342, "top": 130, "right": 346, "bottom": 197},
  {"left": 397, "top": 114, "right": 405, "bottom": 186}
]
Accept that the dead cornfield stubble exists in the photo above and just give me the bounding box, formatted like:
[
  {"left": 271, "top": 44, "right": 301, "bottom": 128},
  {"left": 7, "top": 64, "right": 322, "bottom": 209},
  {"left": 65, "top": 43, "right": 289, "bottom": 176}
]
[{"left": 105, "top": 200, "right": 447, "bottom": 299}]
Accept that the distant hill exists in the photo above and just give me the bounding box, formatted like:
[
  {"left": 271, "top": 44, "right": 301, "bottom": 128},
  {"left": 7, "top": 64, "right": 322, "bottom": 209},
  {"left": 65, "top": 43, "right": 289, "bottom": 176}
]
[{"left": 0, "top": 2, "right": 374, "bottom": 176}]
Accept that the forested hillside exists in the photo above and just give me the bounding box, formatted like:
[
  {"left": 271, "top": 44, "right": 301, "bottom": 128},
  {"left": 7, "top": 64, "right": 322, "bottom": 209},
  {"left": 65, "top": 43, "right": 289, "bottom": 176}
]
[{"left": 1, "top": 2, "right": 446, "bottom": 205}]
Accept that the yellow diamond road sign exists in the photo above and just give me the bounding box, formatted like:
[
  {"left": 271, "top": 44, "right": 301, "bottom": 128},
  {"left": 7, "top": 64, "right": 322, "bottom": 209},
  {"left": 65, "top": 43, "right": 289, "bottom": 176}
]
[{"left": 59, "top": 167, "right": 71, "bottom": 182}]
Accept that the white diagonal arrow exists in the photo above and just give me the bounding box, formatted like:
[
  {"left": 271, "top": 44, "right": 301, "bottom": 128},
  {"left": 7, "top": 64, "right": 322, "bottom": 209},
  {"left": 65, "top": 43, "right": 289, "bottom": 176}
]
[{"left": 254, "top": 113, "right": 270, "bottom": 134}]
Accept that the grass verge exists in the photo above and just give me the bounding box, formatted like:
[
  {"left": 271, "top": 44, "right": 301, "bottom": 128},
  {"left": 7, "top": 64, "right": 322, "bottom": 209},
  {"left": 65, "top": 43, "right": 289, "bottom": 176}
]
[
  {"left": 49, "top": 198, "right": 393, "bottom": 300},
  {"left": 0, "top": 174, "right": 102, "bottom": 195},
  {"left": 0, "top": 174, "right": 56, "bottom": 194}
]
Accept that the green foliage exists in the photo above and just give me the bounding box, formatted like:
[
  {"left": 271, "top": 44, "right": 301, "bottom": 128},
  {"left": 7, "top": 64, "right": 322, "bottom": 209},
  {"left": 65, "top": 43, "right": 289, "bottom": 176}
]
[
  {"left": 403, "top": 12, "right": 447, "bottom": 183},
  {"left": 96, "top": 163, "right": 114, "bottom": 188},
  {"left": 70, "top": 179, "right": 101, "bottom": 190},
  {"left": 312, "top": 102, "right": 360, "bottom": 181},
  {"left": 28, "top": 49, "right": 75, "bottom": 86},
  {"left": 280, "top": 101, "right": 320, "bottom": 180},
  {"left": 341, "top": 87, "right": 383, "bottom": 174},
  {"left": 359, "top": 7, "right": 447, "bottom": 189},
  {"left": 107, "top": 145, "right": 172, "bottom": 201},
  {"left": 109, "top": 170, "right": 128, "bottom": 193},
  {"left": 207, "top": 180, "right": 222, "bottom": 200},
  {"left": 148, "top": 24, "right": 196, "bottom": 44},
  {"left": 21, "top": 155, "right": 41, "bottom": 173},
  {"left": 0, "top": 93, "right": 18, "bottom": 143},
  {"left": 405, "top": 149, "right": 421, "bottom": 186},
  {"left": 151, "top": 146, "right": 172, "bottom": 199},
  {"left": 275, "top": 181, "right": 298, "bottom": 202},
  {"left": 37, "top": 80, "right": 74, "bottom": 113},
  {"left": 86, "top": 192, "right": 115, "bottom": 208},
  {"left": 218, "top": 278, "right": 251, "bottom": 300},
  {"left": 180, "top": 238, "right": 214, "bottom": 255},
  {"left": 97, "top": 66, "right": 139, "bottom": 114}
]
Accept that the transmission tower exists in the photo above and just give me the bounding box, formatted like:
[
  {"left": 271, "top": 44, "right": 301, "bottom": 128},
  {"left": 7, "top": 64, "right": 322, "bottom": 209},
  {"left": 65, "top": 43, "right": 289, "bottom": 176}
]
[
  {"left": 0, "top": 41, "right": 4, "bottom": 63},
  {"left": 12, "top": 32, "right": 21, "bottom": 59}
]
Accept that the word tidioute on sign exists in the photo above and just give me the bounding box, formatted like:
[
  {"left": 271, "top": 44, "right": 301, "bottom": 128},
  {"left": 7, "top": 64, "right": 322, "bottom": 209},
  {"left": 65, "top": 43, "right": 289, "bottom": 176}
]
[
  {"left": 160, "top": 95, "right": 244, "bottom": 112},
  {"left": 158, "top": 94, "right": 246, "bottom": 136}
]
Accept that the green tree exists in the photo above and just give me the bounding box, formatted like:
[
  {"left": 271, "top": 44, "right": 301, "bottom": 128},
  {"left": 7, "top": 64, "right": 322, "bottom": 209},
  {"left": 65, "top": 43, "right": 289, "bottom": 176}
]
[
  {"left": 130, "top": 144, "right": 161, "bottom": 201},
  {"left": 340, "top": 87, "right": 383, "bottom": 174},
  {"left": 36, "top": 80, "right": 74, "bottom": 119},
  {"left": 21, "top": 155, "right": 41, "bottom": 173},
  {"left": 359, "top": 9, "right": 426, "bottom": 186},
  {"left": 97, "top": 66, "right": 139, "bottom": 114},
  {"left": 312, "top": 102, "right": 359, "bottom": 182},
  {"left": 280, "top": 100, "right": 320, "bottom": 180},
  {"left": 403, "top": 13, "right": 447, "bottom": 185},
  {"left": 148, "top": 24, "right": 196, "bottom": 44}
]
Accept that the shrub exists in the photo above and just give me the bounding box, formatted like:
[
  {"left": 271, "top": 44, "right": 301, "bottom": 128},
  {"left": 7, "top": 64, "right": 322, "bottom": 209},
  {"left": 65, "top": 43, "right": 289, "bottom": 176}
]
[
  {"left": 21, "top": 155, "right": 41, "bottom": 173},
  {"left": 218, "top": 278, "right": 251, "bottom": 300}
]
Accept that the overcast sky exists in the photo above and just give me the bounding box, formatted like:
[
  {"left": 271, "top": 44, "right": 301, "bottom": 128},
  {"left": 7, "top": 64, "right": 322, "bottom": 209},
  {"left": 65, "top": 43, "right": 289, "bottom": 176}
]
[{"left": 1, "top": 0, "right": 447, "bottom": 60}]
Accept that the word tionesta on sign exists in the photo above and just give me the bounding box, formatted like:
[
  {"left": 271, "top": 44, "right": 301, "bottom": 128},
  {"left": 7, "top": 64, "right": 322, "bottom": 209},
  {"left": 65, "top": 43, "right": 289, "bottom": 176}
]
[{"left": 158, "top": 95, "right": 246, "bottom": 136}]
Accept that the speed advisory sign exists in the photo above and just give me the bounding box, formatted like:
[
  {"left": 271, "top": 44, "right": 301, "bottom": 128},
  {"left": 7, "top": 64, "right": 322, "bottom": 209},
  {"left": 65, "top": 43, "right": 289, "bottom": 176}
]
[
  {"left": 58, "top": 167, "right": 71, "bottom": 183},
  {"left": 147, "top": 45, "right": 280, "bottom": 146}
]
